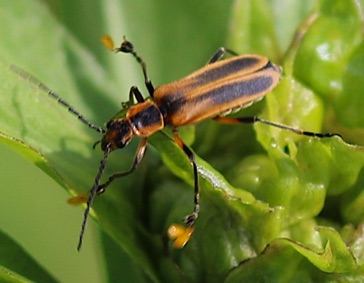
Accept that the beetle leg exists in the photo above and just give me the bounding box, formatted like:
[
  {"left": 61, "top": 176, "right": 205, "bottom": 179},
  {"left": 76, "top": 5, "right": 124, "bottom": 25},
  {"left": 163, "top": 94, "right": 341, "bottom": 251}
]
[
  {"left": 118, "top": 37, "right": 155, "bottom": 97},
  {"left": 207, "top": 48, "right": 226, "bottom": 64},
  {"left": 96, "top": 138, "right": 148, "bottom": 194},
  {"left": 129, "top": 86, "right": 145, "bottom": 103},
  {"left": 214, "top": 116, "right": 340, "bottom": 138},
  {"left": 207, "top": 48, "right": 239, "bottom": 64},
  {"left": 172, "top": 129, "right": 200, "bottom": 227},
  {"left": 122, "top": 86, "right": 145, "bottom": 109},
  {"left": 76, "top": 138, "right": 147, "bottom": 251}
]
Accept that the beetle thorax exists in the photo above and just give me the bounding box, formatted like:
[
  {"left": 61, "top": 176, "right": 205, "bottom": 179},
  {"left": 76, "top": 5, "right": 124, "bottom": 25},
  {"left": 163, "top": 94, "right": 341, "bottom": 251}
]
[{"left": 126, "top": 101, "right": 164, "bottom": 138}]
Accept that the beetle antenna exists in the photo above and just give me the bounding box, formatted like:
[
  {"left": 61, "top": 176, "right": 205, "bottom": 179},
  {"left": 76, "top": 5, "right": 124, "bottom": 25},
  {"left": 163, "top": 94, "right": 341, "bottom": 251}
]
[
  {"left": 9, "top": 65, "right": 105, "bottom": 134},
  {"left": 77, "top": 144, "right": 112, "bottom": 251}
]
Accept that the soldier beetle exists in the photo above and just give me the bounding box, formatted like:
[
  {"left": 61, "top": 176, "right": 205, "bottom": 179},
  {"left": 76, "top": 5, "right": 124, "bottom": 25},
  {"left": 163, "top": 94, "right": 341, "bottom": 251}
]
[{"left": 10, "top": 35, "right": 337, "bottom": 250}]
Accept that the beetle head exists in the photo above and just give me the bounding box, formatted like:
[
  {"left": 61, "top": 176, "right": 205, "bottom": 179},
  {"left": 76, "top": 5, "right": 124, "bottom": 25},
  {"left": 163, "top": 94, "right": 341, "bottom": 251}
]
[{"left": 101, "top": 119, "right": 133, "bottom": 151}]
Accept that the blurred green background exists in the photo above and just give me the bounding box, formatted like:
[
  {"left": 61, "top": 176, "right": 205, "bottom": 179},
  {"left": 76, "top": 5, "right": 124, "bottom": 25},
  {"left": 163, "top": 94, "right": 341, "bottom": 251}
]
[{"left": 0, "top": 144, "right": 104, "bottom": 282}]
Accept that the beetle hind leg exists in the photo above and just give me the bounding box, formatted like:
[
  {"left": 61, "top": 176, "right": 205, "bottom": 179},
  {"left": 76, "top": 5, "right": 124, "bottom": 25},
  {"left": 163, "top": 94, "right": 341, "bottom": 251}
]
[{"left": 214, "top": 116, "right": 340, "bottom": 138}]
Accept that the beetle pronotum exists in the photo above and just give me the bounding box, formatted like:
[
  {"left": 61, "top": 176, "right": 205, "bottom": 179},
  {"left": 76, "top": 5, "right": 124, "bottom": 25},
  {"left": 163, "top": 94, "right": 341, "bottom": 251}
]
[{"left": 10, "top": 35, "right": 337, "bottom": 250}]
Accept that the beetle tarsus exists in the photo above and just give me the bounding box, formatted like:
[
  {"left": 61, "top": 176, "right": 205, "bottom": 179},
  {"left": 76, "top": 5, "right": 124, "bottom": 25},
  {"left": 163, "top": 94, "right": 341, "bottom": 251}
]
[{"left": 184, "top": 212, "right": 198, "bottom": 227}]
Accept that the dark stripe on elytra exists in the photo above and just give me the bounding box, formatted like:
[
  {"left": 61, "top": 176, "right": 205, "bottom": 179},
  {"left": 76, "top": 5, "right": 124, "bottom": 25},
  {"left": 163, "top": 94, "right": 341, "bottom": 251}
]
[
  {"left": 161, "top": 75, "right": 274, "bottom": 118},
  {"left": 193, "top": 56, "right": 262, "bottom": 84},
  {"left": 157, "top": 57, "right": 269, "bottom": 105},
  {"left": 195, "top": 75, "right": 274, "bottom": 105}
]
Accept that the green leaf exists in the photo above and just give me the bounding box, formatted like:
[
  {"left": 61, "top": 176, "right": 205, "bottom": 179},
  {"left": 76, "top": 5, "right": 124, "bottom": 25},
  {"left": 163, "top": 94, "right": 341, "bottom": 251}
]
[
  {"left": 293, "top": 0, "right": 364, "bottom": 131},
  {"left": 0, "top": 230, "right": 57, "bottom": 282},
  {"left": 225, "top": 227, "right": 361, "bottom": 282},
  {"left": 0, "top": 266, "right": 32, "bottom": 283}
]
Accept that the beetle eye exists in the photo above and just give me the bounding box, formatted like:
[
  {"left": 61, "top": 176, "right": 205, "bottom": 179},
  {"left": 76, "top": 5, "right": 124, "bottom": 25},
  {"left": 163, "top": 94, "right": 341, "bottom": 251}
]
[
  {"left": 106, "top": 120, "right": 112, "bottom": 129},
  {"left": 116, "top": 123, "right": 133, "bottom": 148},
  {"left": 101, "top": 120, "right": 133, "bottom": 150}
]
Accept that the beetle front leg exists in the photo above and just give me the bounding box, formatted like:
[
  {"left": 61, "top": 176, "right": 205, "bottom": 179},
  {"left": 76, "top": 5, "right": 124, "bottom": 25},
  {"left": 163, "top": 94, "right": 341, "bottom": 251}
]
[
  {"left": 118, "top": 37, "right": 155, "bottom": 97},
  {"left": 96, "top": 138, "right": 148, "bottom": 194},
  {"left": 129, "top": 86, "right": 145, "bottom": 103},
  {"left": 122, "top": 86, "right": 145, "bottom": 109}
]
